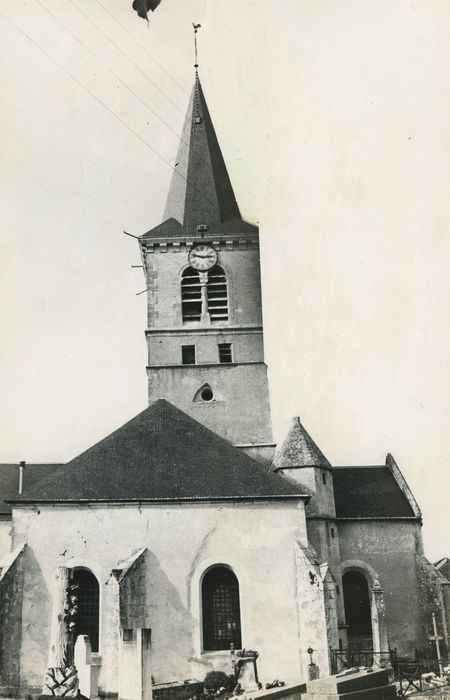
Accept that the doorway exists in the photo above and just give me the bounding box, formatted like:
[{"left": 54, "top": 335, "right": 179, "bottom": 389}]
[{"left": 343, "top": 570, "right": 373, "bottom": 651}]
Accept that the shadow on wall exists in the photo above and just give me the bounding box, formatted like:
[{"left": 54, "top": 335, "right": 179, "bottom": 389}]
[
  {"left": 121, "top": 549, "right": 196, "bottom": 685},
  {"left": 1, "top": 546, "right": 51, "bottom": 693}
]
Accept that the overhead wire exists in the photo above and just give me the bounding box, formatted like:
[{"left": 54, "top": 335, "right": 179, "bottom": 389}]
[
  {"left": 0, "top": 10, "right": 216, "bottom": 215},
  {"left": 34, "top": 0, "right": 186, "bottom": 147},
  {"left": 67, "top": 0, "right": 185, "bottom": 116},
  {"left": 64, "top": 0, "right": 217, "bottom": 177},
  {"left": 0, "top": 10, "right": 177, "bottom": 173},
  {"left": 92, "top": 0, "right": 189, "bottom": 97}
]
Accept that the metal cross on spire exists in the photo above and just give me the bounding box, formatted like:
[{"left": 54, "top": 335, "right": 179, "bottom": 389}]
[{"left": 192, "top": 22, "right": 201, "bottom": 71}]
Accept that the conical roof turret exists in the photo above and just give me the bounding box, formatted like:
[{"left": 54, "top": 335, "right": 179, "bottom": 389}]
[
  {"left": 272, "top": 417, "right": 331, "bottom": 470},
  {"left": 163, "top": 74, "right": 241, "bottom": 232}
]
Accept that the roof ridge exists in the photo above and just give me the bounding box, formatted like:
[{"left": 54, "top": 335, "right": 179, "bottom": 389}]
[
  {"left": 332, "top": 465, "right": 386, "bottom": 470},
  {"left": 9, "top": 400, "right": 308, "bottom": 504}
]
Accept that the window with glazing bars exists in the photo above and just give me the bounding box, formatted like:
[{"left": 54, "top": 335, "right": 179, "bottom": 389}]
[
  {"left": 72, "top": 568, "right": 100, "bottom": 652},
  {"left": 181, "top": 267, "right": 202, "bottom": 321},
  {"left": 218, "top": 343, "right": 232, "bottom": 363},
  {"left": 207, "top": 266, "right": 228, "bottom": 322},
  {"left": 202, "top": 566, "right": 242, "bottom": 651}
]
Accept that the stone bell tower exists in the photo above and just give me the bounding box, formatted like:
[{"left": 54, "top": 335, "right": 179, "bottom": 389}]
[{"left": 138, "top": 73, "right": 273, "bottom": 459}]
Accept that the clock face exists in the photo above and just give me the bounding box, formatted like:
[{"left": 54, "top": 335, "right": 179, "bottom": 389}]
[{"left": 188, "top": 244, "right": 218, "bottom": 271}]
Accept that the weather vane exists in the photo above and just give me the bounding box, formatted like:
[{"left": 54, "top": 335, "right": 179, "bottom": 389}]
[{"left": 193, "top": 22, "right": 201, "bottom": 70}]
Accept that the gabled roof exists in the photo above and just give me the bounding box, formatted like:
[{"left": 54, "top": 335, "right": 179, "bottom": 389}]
[
  {"left": 272, "top": 417, "right": 331, "bottom": 470},
  {"left": 10, "top": 400, "right": 307, "bottom": 504},
  {"left": 332, "top": 466, "right": 417, "bottom": 519},
  {"left": 162, "top": 74, "right": 241, "bottom": 233},
  {"left": 434, "top": 557, "right": 450, "bottom": 581},
  {"left": 0, "top": 463, "right": 61, "bottom": 515}
]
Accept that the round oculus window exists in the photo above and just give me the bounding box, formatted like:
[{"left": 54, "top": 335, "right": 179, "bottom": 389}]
[{"left": 201, "top": 388, "right": 214, "bottom": 402}]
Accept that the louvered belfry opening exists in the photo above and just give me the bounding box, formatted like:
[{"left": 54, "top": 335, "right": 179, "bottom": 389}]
[
  {"left": 72, "top": 568, "right": 100, "bottom": 652},
  {"left": 181, "top": 267, "right": 202, "bottom": 322},
  {"left": 207, "top": 265, "right": 228, "bottom": 322},
  {"left": 202, "top": 566, "right": 242, "bottom": 651}
]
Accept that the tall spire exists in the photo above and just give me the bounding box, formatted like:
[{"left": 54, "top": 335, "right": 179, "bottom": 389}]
[{"left": 163, "top": 74, "right": 241, "bottom": 232}]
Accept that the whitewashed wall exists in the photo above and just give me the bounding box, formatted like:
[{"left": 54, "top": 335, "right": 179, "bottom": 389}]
[{"left": 12, "top": 499, "right": 317, "bottom": 692}]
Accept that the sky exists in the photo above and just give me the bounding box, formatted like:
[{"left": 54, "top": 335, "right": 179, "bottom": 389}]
[{"left": 0, "top": 0, "right": 449, "bottom": 561}]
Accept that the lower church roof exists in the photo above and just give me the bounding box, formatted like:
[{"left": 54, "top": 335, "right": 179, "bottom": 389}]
[
  {"left": 332, "top": 466, "right": 417, "bottom": 519},
  {"left": 8, "top": 400, "right": 307, "bottom": 505},
  {"left": 0, "top": 464, "right": 61, "bottom": 515}
]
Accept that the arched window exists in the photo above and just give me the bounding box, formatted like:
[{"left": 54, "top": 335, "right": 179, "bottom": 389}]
[
  {"left": 202, "top": 566, "right": 242, "bottom": 651},
  {"left": 181, "top": 267, "right": 202, "bottom": 322},
  {"left": 343, "top": 571, "right": 372, "bottom": 651},
  {"left": 207, "top": 266, "right": 228, "bottom": 322},
  {"left": 72, "top": 568, "right": 100, "bottom": 652}
]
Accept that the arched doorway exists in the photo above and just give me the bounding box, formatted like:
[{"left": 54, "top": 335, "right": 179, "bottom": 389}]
[
  {"left": 343, "top": 570, "right": 373, "bottom": 651},
  {"left": 72, "top": 568, "right": 100, "bottom": 652}
]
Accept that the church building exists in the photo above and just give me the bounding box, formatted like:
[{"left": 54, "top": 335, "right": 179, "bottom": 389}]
[{"left": 0, "top": 71, "right": 449, "bottom": 698}]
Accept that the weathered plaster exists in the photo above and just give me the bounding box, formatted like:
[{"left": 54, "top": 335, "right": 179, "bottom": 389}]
[
  {"left": 0, "top": 518, "right": 11, "bottom": 559},
  {"left": 12, "top": 499, "right": 310, "bottom": 691},
  {"left": 0, "top": 545, "right": 26, "bottom": 692},
  {"left": 338, "top": 520, "right": 428, "bottom": 654}
]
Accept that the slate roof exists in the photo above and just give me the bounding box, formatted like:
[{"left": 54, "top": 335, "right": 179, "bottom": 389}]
[
  {"left": 140, "top": 216, "right": 258, "bottom": 240},
  {"left": 162, "top": 74, "right": 241, "bottom": 232},
  {"left": 9, "top": 400, "right": 307, "bottom": 504},
  {"left": 332, "top": 466, "right": 417, "bottom": 519},
  {"left": 272, "top": 417, "right": 331, "bottom": 470},
  {"left": 0, "top": 464, "right": 61, "bottom": 515}
]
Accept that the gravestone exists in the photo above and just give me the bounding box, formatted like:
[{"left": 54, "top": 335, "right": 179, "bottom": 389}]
[
  {"left": 303, "top": 668, "right": 396, "bottom": 699},
  {"left": 234, "top": 650, "right": 262, "bottom": 694},
  {"left": 74, "top": 635, "right": 99, "bottom": 699}
]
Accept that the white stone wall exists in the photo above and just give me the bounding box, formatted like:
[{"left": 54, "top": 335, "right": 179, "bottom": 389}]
[
  {"left": 147, "top": 363, "right": 273, "bottom": 444},
  {"left": 0, "top": 519, "right": 11, "bottom": 560},
  {"left": 337, "top": 519, "right": 426, "bottom": 654},
  {"left": 145, "top": 242, "right": 263, "bottom": 330},
  {"left": 12, "top": 499, "right": 310, "bottom": 692}
]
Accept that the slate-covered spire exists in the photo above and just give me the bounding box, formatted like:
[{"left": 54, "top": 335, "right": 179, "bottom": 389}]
[
  {"left": 163, "top": 74, "right": 241, "bottom": 232},
  {"left": 272, "top": 417, "right": 331, "bottom": 470}
]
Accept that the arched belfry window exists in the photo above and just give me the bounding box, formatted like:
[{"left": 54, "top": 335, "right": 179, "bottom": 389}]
[
  {"left": 72, "top": 568, "right": 100, "bottom": 652},
  {"left": 181, "top": 267, "right": 202, "bottom": 322},
  {"left": 202, "top": 566, "right": 242, "bottom": 651},
  {"left": 181, "top": 266, "right": 228, "bottom": 324},
  {"left": 207, "top": 266, "right": 228, "bottom": 322}
]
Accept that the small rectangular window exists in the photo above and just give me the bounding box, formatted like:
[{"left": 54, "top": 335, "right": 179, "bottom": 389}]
[
  {"left": 336, "top": 585, "right": 340, "bottom": 595},
  {"left": 330, "top": 527, "right": 335, "bottom": 539},
  {"left": 182, "top": 345, "right": 196, "bottom": 365},
  {"left": 322, "top": 473, "right": 327, "bottom": 485},
  {"left": 218, "top": 343, "right": 232, "bottom": 363},
  {"left": 122, "top": 628, "right": 134, "bottom": 643}
]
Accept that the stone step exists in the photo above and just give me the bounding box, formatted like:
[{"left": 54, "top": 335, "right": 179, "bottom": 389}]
[
  {"left": 303, "top": 668, "right": 396, "bottom": 700},
  {"left": 302, "top": 684, "right": 396, "bottom": 699}
]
